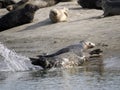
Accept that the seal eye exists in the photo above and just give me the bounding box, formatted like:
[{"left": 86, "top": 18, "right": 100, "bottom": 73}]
[
  {"left": 89, "top": 43, "right": 92, "bottom": 46},
  {"left": 88, "top": 43, "right": 92, "bottom": 47},
  {"left": 88, "top": 42, "right": 95, "bottom": 48}
]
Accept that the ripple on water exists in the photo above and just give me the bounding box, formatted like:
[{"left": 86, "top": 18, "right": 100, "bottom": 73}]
[{"left": 104, "top": 57, "right": 120, "bottom": 70}]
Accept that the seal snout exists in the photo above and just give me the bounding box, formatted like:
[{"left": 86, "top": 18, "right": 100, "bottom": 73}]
[
  {"left": 81, "top": 41, "right": 96, "bottom": 49},
  {"left": 89, "top": 42, "right": 95, "bottom": 48}
]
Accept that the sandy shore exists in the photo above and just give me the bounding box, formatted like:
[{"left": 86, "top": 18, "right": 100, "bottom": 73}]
[{"left": 0, "top": 1, "right": 120, "bottom": 59}]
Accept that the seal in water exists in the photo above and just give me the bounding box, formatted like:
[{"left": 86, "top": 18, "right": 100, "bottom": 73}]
[{"left": 30, "top": 40, "right": 96, "bottom": 69}]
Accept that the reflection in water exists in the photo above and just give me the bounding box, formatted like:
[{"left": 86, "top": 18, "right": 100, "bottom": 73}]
[
  {"left": 84, "top": 57, "right": 104, "bottom": 76},
  {"left": 0, "top": 56, "right": 120, "bottom": 90}
]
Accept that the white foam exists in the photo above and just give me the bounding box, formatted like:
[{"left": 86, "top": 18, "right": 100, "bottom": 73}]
[{"left": 0, "top": 42, "right": 36, "bottom": 72}]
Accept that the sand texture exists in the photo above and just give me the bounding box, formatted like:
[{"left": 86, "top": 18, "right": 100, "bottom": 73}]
[{"left": 0, "top": 1, "right": 120, "bottom": 58}]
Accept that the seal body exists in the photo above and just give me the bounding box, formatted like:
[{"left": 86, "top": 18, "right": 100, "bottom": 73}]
[
  {"left": 7, "top": 0, "right": 40, "bottom": 11},
  {"left": 49, "top": 8, "right": 68, "bottom": 23},
  {"left": 102, "top": 0, "right": 120, "bottom": 17},
  {"left": 30, "top": 41, "right": 95, "bottom": 69},
  {"left": 0, "top": 4, "right": 39, "bottom": 31},
  {"left": 77, "top": 0, "right": 102, "bottom": 9},
  {"left": 7, "top": 0, "right": 62, "bottom": 11},
  {"left": 0, "top": 0, "right": 16, "bottom": 8},
  {"left": 61, "top": 0, "right": 73, "bottom": 1}
]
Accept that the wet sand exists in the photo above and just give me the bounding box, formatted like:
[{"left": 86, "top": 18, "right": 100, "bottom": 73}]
[{"left": 0, "top": 1, "right": 120, "bottom": 68}]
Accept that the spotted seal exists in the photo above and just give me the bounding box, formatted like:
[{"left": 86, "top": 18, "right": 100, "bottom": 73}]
[{"left": 30, "top": 40, "right": 96, "bottom": 69}]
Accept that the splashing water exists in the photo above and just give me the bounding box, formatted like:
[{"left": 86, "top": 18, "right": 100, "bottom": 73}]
[{"left": 0, "top": 42, "right": 36, "bottom": 72}]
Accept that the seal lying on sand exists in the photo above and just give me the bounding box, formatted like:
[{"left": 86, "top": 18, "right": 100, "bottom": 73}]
[
  {"left": 30, "top": 41, "right": 96, "bottom": 69},
  {"left": 102, "top": 0, "right": 120, "bottom": 17},
  {"left": 0, "top": 4, "right": 39, "bottom": 31},
  {"left": 61, "top": 0, "right": 73, "bottom": 1},
  {"left": 6, "top": 0, "right": 67, "bottom": 11},
  {"left": 7, "top": 0, "right": 44, "bottom": 11},
  {"left": 0, "top": 0, "right": 16, "bottom": 8},
  {"left": 77, "top": 0, "right": 102, "bottom": 9},
  {"left": 49, "top": 8, "right": 68, "bottom": 23}
]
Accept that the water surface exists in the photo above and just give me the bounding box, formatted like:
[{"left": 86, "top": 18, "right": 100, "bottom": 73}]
[
  {"left": 0, "top": 56, "right": 120, "bottom": 90},
  {"left": 0, "top": 42, "right": 120, "bottom": 90}
]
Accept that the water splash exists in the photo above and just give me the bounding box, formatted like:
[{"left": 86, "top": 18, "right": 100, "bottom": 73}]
[{"left": 0, "top": 42, "right": 36, "bottom": 72}]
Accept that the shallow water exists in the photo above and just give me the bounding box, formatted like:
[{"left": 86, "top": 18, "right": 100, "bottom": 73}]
[
  {"left": 0, "top": 42, "right": 37, "bottom": 71},
  {"left": 0, "top": 42, "right": 120, "bottom": 90},
  {"left": 0, "top": 56, "right": 120, "bottom": 90}
]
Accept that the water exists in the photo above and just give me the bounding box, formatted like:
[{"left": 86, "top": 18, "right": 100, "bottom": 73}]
[
  {"left": 0, "top": 42, "right": 120, "bottom": 90},
  {"left": 0, "top": 42, "right": 36, "bottom": 71},
  {"left": 0, "top": 65, "right": 120, "bottom": 90}
]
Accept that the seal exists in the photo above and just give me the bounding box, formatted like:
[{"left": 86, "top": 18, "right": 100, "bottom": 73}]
[
  {"left": 61, "top": 0, "right": 73, "bottom": 1},
  {"left": 77, "top": 0, "right": 102, "bottom": 9},
  {"left": 0, "top": 0, "right": 16, "bottom": 8},
  {"left": 6, "top": 0, "right": 65, "bottom": 11},
  {"left": 0, "top": 4, "right": 39, "bottom": 31},
  {"left": 49, "top": 7, "right": 68, "bottom": 23},
  {"left": 102, "top": 0, "right": 120, "bottom": 17},
  {"left": 30, "top": 40, "right": 96, "bottom": 69},
  {"left": 7, "top": 0, "right": 29, "bottom": 11}
]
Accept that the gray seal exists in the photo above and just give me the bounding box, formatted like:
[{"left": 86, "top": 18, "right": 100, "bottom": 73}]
[
  {"left": 77, "top": 0, "right": 102, "bottom": 9},
  {"left": 0, "top": 4, "right": 39, "bottom": 31},
  {"left": 6, "top": 0, "right": 66, "bottom": 11},
  {"left": 102, "top": 0, "right": 120, "bottom": 17},
  {"left": 0, "top": 0, "right": 16, "bottom": 8}
]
